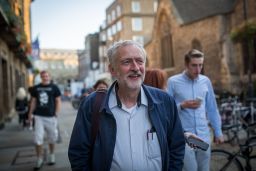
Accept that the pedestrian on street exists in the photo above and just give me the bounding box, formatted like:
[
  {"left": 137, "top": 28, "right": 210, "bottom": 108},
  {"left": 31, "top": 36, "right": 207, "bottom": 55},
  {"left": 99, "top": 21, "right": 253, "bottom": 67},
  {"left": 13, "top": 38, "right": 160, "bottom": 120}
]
[
  {"left": 167, "top": 49, "right": 224, "bottom": 171},
  {"left": 144, "top": 68, "right": 168, "bottom": 90},
  {"left": 144, "top": 68, "right": 206, "bottom": 148},
  {"left": 28, "top": 70, "right": 61, "bottom": 171},
  {"left": 93, "top": 79, "right": 109, "bottom": 91},
  {"left": 15, "top": 87, "right": 29, "bottom": 129},
  {"left": 68, "top": 40, "right": 185, "bottom": 171}
]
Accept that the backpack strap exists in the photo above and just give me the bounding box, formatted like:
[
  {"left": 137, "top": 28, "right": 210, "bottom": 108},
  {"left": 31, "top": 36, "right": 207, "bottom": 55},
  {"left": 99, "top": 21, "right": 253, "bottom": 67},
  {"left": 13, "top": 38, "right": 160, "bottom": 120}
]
[{"left": 91, "top": 89, "right": 107, "bottom": 145}]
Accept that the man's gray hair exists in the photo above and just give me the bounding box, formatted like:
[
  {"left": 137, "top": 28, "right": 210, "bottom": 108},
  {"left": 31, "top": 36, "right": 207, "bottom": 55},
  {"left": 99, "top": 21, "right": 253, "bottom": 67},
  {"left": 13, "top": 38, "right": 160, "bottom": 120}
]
[{"left": 107, "top": 40, "right": 147, "bottom": 65}]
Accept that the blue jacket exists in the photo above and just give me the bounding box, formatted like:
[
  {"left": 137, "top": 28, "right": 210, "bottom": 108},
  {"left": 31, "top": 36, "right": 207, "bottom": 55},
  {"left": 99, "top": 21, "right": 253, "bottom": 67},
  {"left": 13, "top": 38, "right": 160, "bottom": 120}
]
[{"left": 68, "top": 83, "right": 185, "bottom": 171}]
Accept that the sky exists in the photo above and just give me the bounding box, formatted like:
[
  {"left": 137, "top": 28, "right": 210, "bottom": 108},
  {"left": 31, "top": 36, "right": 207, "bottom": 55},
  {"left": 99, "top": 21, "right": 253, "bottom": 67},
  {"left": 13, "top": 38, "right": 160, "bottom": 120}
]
[{"left": 31, "top": 0, "right": 113, "bottom": 50}]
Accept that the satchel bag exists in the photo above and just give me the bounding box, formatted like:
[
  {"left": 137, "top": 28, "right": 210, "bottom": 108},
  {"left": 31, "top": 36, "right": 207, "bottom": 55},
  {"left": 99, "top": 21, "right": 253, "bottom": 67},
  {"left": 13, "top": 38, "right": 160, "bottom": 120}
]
[{"left": 91, "top": 89, "right": 107, "bottom": 146}]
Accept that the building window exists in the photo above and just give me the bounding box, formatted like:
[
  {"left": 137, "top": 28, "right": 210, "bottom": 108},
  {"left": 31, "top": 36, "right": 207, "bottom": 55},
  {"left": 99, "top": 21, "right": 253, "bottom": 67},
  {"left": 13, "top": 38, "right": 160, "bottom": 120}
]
[
  {"left": 107, "top": 28, "right": 112, "bottom": 40},
  {"left": 112, "top": 24, "right": 117, "bottom": 35},
  {"left": 116, "top": 5, "right": 121, "bottom": 17},
  {"left": 44, "top": 63, "right": 48, "bottom": 69},
  {"left": 107, "top": 28, "right": 112, "bottom": 37},
  {"left": 161, "top": 34, "right": 174, "bottom": 68},
  {"left": 100, "top": 32, "right": 106, "bottom": 42},
  {"left": 117, "top": 21, "right": 122, "bottom": 32},
  {"left": 112, "top": 10, "right": 116, "bottom": 21},
  {"left": 107, "top": 14, "right": 111, "bottom": 24},
  {"left": 133, "top": 35, "right": 144, "bottom": 45},
  {"left": 132, "top": 18, "right": 142, "bottom": 31},
  {"left": 58, "top": 63, "right": 63, "bottom": 69},
  {"left": 132, "top": 1, "right": 141, "bottom": 13},
  {"left": 51, "top": 63, "right": 56, "bottom": 69},
  {"left": 191, "top": 39, "right": 202, "bottom": 51},
  {"left": 159, "top": 15, "right": 174, "bottom": 69},
  {"left": 153, "top": 0, "right": 158, "bottom": 13}
]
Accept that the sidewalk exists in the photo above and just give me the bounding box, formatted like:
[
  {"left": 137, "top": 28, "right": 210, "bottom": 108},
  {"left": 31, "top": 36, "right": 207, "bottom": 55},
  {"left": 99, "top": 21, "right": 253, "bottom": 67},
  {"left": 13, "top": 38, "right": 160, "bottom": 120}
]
[{"left": 0, "top": 101, "right": 77, "bottom": 171}]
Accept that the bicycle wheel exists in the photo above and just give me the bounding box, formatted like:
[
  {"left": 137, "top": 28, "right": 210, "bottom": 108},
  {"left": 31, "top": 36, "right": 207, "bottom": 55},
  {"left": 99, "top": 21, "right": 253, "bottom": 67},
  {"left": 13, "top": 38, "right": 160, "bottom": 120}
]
[{"left": 211, "top": 149, "right": 243, "bottom": 171}]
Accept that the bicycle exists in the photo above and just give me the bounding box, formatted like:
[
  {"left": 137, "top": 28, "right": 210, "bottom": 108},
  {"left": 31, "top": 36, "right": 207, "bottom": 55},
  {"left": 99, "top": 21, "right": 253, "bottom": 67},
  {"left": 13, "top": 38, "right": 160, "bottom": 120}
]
[
  {"left": 219, "top": 96, "right": 246, "bottom": 144},
  {"left": 243, "top": 98, "right": 256, "bottom": 137},
  {"left": 210, "top": 136, "right": 256, "bottom": 171},
  {"left": 219, "top": 96, "right": 256, "bottom": 145}
]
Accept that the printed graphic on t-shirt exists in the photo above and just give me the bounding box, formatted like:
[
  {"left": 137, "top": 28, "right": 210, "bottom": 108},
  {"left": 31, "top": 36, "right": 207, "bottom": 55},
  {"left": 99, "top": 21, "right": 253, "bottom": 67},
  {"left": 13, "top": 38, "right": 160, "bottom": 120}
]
[{"left": 39, "top": 91, "right": 48, "bottom": 106}]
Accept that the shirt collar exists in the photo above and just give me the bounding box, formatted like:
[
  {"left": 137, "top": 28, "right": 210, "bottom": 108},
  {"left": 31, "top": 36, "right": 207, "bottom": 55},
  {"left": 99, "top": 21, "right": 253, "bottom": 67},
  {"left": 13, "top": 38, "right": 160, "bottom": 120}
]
[
  {"left": 109, "top": 82, "right": 147, "bottom": 109},
  {"left": 182, "top": 70, "right": 200, "bottom": 81}
]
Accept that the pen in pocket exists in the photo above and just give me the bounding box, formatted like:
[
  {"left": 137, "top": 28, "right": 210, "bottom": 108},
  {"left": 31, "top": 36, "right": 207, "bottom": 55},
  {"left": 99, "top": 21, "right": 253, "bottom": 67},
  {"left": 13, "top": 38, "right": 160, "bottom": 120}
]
[{"left": 147, "top": 128, "right": 155, "bottom": 140}]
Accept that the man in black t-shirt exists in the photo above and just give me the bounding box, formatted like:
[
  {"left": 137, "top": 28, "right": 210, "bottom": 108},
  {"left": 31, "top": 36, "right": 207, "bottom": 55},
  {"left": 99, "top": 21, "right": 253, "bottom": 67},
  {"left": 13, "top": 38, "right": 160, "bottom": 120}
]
[{"left": 28, "top": 70, "right": 61, "bottom": 171}]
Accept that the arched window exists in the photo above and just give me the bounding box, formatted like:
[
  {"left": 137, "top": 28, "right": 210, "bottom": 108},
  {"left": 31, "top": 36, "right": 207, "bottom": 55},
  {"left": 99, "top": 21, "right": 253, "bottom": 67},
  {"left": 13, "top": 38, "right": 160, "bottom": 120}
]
[
  {"left": 160, "top": 15, "right": 174, "bottom": 69},
  {"left": 191, "top": 39, "right": 202, "bottom": 51}
]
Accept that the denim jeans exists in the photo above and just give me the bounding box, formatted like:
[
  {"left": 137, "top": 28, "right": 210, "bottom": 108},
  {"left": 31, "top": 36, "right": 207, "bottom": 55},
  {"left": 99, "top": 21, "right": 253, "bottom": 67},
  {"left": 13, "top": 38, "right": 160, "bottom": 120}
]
[{"left": 183, "top": 143, "right": 211, "bottom": 171}]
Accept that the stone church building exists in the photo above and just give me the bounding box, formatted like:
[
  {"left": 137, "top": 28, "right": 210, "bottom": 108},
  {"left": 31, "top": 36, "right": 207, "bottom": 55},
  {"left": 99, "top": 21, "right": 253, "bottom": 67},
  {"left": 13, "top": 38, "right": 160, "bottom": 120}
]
[{"left": 145, "top": 0, "right": 256, "bottom": 95}]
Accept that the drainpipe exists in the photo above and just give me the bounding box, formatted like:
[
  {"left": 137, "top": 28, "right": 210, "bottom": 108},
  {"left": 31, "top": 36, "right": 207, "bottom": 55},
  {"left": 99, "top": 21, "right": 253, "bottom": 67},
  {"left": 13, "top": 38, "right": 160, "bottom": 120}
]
[{"left": 243, "top": 0, "right": 254, "bottom": 98}]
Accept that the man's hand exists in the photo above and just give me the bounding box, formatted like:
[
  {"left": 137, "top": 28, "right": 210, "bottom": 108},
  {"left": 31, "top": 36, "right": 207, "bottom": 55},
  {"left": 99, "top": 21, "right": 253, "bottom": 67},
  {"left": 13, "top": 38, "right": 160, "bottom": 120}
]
[
  {"left": 28, "top": 97, "right": 36, "bottom": 123},
  {"left": 184, "top": 132, "right": 203, "bottom": 141},
  {"left": 184, "top": 132, "right": 204, "bottom": 149},
  {"left": 181, "top": 100, "right": 201, "bottom": 109},
  {"left": 55, "top": 97, "right": 61, "bottom": 117},
  {"left": 214, "top": 135, "right": 224, "bottom": 144}
]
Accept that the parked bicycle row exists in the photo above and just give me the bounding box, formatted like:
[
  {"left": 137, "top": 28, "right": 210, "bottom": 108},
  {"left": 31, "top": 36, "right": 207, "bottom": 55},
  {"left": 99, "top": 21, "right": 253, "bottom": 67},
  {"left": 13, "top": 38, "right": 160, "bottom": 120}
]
[
  {"left": 211, "top": 135, "right": 256, "bottom": 171},
  {"left": 217, "top": 95, "right": 256, "bottom": 145}
]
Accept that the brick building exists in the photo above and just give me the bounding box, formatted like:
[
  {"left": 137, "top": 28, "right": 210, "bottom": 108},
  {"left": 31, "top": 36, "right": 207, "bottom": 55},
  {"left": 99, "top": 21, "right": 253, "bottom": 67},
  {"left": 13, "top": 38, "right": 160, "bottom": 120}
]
[
  {"left": 98, "top": 0, "right": 158, "bottom": 74},
  {"left": 0, "top": 0, "right": 33, "bottom": 128},
  {"left": 145, "top": 0, "right": 256, "bottom": 94},
  {"left": 35, "top": 48, "right": 79, "bottom": 84}
]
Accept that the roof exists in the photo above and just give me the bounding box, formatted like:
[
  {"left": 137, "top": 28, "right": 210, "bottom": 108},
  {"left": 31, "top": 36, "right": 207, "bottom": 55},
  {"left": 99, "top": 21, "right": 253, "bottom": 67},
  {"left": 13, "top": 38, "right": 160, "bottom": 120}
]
[{"left": 171, "top": 0, "right": 237, "bottom": 24}]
